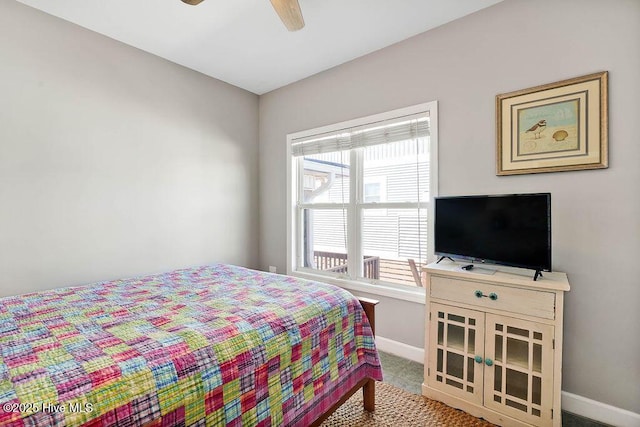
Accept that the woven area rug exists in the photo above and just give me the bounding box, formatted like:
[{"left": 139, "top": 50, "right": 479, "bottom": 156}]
[{"left": 321, "top": 382, "right": 495, "bottom": 426}]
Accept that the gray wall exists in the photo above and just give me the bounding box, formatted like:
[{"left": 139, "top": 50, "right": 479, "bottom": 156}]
[
  {"left": 258, "top": 0, "right": 640, "bottom": 413},
  {"left": 0, "top": 1, "right": 259, "bottom": 295}
]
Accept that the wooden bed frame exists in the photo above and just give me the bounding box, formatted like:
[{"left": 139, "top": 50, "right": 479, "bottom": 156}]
[{"left": 309, "top": 296, "right": 379, "bottom": 426}]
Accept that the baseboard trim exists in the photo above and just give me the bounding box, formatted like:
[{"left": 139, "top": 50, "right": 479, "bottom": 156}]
[
  {"left": 375, "top": 335, "right": 424, "bottom": 364},
  {"left": 562, "top": 391, "right": 640, "bottom": 427},
  {"left": 375, "top": 337, "right": 640, "bottom": 426}
]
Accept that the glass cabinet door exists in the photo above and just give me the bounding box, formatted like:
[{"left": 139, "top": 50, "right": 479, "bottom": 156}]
[
  {"left": 484, "top": 314, "right": 555, "bottom": 427},
  {"left": 427, "top": 303, "right": 484, "bottom": 404}
]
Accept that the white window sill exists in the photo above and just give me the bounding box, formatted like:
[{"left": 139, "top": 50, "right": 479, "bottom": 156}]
[{"left": 290, "top": 270, "right": 426, "bottom": 304}]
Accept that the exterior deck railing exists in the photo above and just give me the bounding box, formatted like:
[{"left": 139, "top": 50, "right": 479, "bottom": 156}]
[{"left": 313, "top": 251, "right": 380, "bottom": 279}]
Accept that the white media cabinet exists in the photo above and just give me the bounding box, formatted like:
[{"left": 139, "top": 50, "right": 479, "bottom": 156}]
[{"left": 422, "top": 261, "right": 570, "bottom": 427}]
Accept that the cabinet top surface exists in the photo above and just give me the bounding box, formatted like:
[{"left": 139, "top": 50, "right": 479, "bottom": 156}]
[{"left": 426, "top": 261, "right": 570, "bottom": 292}]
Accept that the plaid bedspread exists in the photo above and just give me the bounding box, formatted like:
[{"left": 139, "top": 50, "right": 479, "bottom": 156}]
[{"left": 0, "top": 264, "right": 382, "bottom": 426}]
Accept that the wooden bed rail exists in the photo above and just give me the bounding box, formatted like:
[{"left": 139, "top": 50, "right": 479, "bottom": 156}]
[
  {"left": 357, "top": 297, "right": 379, "bottom": 335},
  {"left": 358, "top": 297, "right": 379, "bottom": 412}
]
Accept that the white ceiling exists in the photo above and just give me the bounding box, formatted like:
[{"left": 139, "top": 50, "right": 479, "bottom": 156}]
[{"left": 16, "top": 0, "right": 503, "bottom": 95}]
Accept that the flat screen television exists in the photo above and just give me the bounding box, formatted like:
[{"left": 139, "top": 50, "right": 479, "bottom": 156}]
[{"left": 434, "top": 193, "right": 551, "bottom": 280}]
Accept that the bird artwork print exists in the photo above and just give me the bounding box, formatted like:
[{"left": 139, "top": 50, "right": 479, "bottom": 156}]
[{"left": 525, "top": 119, "right": 547, "bottom": 139}]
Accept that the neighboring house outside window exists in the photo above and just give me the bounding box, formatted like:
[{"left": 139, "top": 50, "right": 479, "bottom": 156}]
[{"left": 286, "top": 102, "right": 438, "bottom": 301}]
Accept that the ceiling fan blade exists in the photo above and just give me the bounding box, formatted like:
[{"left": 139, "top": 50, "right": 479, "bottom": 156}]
[
  {"left": 181, "top": 0, "right": 205, "bottom": 5},
  {"left": 270, "top": 0, "right": 305, "bottom": 31}
]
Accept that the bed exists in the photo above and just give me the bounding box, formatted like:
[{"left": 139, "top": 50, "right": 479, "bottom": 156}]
[{"left": 0, "top": 264, "right": 382, "bottom": 426}]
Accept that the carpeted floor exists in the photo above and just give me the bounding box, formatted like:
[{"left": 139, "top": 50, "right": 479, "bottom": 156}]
[{"left": 321, "top": 382, "right": 494, "bottom": 427}]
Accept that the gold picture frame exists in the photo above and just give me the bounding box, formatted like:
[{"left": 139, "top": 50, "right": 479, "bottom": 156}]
[{"left": 496, "top": 71, "right": 608, "bottom": 175}]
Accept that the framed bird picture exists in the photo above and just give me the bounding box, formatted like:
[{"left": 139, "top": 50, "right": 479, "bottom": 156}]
[{"left": 496, "top": 71, "right": 608, "bottom": 175}]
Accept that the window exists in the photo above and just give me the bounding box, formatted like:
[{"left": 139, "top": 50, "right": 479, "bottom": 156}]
[
  {"left": 363, "top": 177, "right": 386, "bottom": 203},
  {"left": 286, "top": 102, "right": 438, "bottom": 295}
]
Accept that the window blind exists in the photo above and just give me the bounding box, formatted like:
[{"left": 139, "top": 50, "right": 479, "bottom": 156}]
[{"left": 291, "top": 113, "right": 429, "bottom": 157}]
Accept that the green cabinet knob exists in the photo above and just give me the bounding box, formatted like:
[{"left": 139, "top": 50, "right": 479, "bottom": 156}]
[
  {"left": 474, "top": 290, "right": 483, "bottom": 298},
  {"left": 489, "top": 293, "right": 498, "bottom": 301},
  {"left": 474, "top": 355, "right": 483, "bottom": 364},
  {"left": 485, "top": 358, "right": 494, "bottom": 366}
]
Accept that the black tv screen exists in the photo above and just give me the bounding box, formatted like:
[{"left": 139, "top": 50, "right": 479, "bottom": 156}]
[{"left": 434, "top": 193, "right": 551, "bottom": 272}]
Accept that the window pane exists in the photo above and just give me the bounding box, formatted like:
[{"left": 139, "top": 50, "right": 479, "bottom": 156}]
[
  {"left": 302, "top": 208, "right": 348, "bottom": 275},
  {"left": 446, "top": 351, "right": 464, "bottom": 379},
  {"left": 302, "top": 152, "right": 350, "bottom": 203},
  {"left": 363, "top": 138, "right": 429, "bottom": 203},
  {"left": 505, "top": 368, "right": 529, "bottom": 401},
  {"left": 361, "top": 208, "right": 427, "bottom": 287}
]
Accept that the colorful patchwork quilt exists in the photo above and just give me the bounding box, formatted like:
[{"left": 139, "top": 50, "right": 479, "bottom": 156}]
[{"left": 0, "top": 264, "right": 382, "bottom": 426}]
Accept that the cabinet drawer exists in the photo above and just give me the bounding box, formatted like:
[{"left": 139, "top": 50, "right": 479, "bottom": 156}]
[{"left": 430, "top": 276, "right": 556, "bottom": 319}]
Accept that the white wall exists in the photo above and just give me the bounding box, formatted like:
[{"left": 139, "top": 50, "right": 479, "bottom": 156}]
[
  {"left": 259, "top": 0, "right": 640, "bottom": 414},
  {"left": 0, "top": 1, "right": 259, "bottom": 295}
]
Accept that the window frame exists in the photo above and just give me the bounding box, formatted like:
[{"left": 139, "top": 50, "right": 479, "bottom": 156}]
[{"left": 286, "top": 102, "right": 438, "bottom": 303}]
